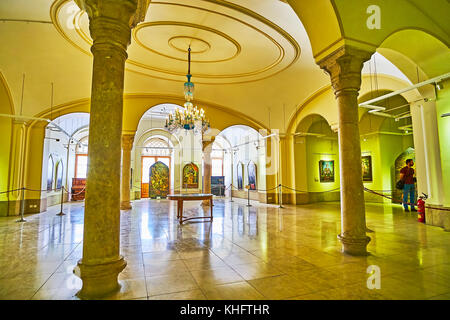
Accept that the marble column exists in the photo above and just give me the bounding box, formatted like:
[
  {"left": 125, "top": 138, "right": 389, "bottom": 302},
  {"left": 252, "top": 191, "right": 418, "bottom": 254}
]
[
  {"left": 202, "top": 141, "right": 213, "bottom": 205},
  {"left": 318, "top": 46, "right": 373, "bottom": 255},
  {"left": 120, "top": 134, "right": 134, "bottom": 210},
  {"left": 73, "top": 0, "right": 148, "bottom": 298}
]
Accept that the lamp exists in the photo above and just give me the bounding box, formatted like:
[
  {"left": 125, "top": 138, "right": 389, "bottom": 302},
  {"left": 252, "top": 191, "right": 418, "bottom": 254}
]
[{"left": 165, "top": 46, "right": 210, "bottom": 134}]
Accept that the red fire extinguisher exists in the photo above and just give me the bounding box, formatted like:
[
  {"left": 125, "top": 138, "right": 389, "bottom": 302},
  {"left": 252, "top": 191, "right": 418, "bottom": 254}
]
[{"left": 417, "top": 193, "right": 428, "bottom": 223}]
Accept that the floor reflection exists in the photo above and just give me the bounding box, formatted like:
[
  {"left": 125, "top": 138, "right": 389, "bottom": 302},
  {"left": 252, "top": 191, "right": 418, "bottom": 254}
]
[{"left": 0, "top": 198, "right": 449, "bottom": 300}]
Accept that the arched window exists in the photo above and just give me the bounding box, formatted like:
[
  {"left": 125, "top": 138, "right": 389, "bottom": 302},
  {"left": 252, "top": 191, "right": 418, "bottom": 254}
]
[
  {"left": 55, "top": 160, "right": 64, "bottom": 190},
  {"left": 211, "top": 143, "right": 224, "bottom": 177},
  {"left": 75, "top": 136, "right": 89, "bottom": 179},
  {"left": 237, "top": 162, "right": 244, "bottom": 190},
  {"left": 47, "top": 155, "right": 54, "bottom": 191},
  {"left": 143, "top": 138, "right": 171, "bottom": 157},
  {"left": 247, "top": 161, "right": 257, "bottom": 190}
]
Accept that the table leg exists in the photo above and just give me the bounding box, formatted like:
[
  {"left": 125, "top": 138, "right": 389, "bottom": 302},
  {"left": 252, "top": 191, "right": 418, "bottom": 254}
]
[
  {"left": 210, "top": 197, "right": 213, "bottom": 221},
  {"left": 179, "top": 200, "right": 184, "bottom": 224}
]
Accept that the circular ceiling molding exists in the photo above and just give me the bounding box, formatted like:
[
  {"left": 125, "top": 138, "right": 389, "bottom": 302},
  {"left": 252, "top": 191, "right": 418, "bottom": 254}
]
[
  {"left": 134, "top": 22, "right": 241, "bottom": 63},
  {"left": 168, "top": 36, "right": 211, "bottom": 54},
  {"left": 50, "top": 0, "right": 301, "bottom": 85}
]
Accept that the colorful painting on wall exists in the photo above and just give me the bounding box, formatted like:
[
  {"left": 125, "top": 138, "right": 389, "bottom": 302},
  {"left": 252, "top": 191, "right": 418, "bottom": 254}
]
[
  {"left": 183, "top": 162, "right": 199, "bottom": 189},
  {"left": 149, "top": 161, "right": 170, "bottom": 198},
  {"left": 361, "top": 155, "right": 373, "bottom": 182},
  {"left": 248, "top": 161, "right": 257, "bottom": 190},
  {"left": 237, "top": 162, "right": 244, "bottom": 190},
  {"left": 319, "top": 160, "right": 335, "bottom": 183}
]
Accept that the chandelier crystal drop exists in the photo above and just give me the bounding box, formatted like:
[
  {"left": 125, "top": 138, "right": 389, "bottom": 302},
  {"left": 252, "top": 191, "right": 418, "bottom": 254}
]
[{"left": 165, "top": 46, "right": 210, "bottom": 134}]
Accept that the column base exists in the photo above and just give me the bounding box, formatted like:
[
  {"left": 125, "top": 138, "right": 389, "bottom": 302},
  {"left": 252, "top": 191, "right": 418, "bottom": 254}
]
[
  {"left": 74, "top": 256, "right": 127, "bottom": 299},
  {"left": 120, "top": 201, "right": 132, "bottom": 210},
  {"left": 337, "top": 234, "right": 371, "bottom": 256}
]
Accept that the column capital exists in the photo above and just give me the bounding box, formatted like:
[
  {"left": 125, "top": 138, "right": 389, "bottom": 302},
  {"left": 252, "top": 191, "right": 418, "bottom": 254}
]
[
  {"left": 75, "top": 0, "right": 149, "bottom": 50},
  {"left": 318, "top": 45, "right": 373, "bottom": 96},
  {"left": 202, "top": 138, "right": 215, "bottom": 152},
  {"left": 121, "top": 134, "right": 135, "bottom": 150},
  {"left": 75, "top": 0, "right": 149, "bottom": 27}
]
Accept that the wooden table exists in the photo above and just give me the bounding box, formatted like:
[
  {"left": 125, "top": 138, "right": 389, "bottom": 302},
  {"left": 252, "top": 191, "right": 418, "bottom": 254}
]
[{"left": 167, "top": 193, "right": 213, "bottom": 224}]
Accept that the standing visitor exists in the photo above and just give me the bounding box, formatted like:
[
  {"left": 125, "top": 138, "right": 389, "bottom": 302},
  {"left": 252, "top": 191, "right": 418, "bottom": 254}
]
[{"left": 400, "top": 159, "right": 416, "bottom": 212}]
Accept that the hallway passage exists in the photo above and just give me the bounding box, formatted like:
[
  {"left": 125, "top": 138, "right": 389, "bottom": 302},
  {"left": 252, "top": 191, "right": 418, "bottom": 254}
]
[{"left": 0, "top": 199, "right": 449, "bottom": 300}]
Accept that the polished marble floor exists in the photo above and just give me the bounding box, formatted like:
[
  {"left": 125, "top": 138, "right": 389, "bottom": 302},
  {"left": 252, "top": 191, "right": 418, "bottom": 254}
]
[{"left": 1, "top": 197, "right": 449, "bottom": 300}]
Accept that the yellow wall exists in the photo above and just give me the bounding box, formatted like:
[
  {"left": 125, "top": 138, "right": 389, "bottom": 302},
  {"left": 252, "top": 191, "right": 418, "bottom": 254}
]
[
  {"left": 436, "top": 79, "right": 450, "bottom": 206},
  {"left": 0, "top": 73, "right": 14, "bottom": 215}
]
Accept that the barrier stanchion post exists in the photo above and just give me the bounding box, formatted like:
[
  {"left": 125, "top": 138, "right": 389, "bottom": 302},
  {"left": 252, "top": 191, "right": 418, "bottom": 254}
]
[
  {"left": 247, "top": 188, "right": 251, "bottom": 207},
  {"left": 230, "top": 185, "right": 234, "bottom": 202},
  {"left": 278, "top": 184, "right": 283, "bottom": 208},
  {"left": 57, "top": 187, "right": 65, "bottom": 216},
  {"left": 16, "top": 187, "right": 26, "bottom": 223}
]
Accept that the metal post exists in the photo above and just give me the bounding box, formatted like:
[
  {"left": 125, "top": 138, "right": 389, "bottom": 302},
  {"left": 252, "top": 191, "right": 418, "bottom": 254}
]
[
  {"left": 247, "top": 188, "right": 251, "bottom": 207},
  {"left": 278, "top": 184, "right": 283, "bottom": 208},
  {"left": 57, "top": 186, "right": 65, "bottom": 216},
  {"left": 16, "top": 187, "right": 26, "bottom": 222},
  {"left": 230, "top": 184, "right": 234, "bottom": 202}
]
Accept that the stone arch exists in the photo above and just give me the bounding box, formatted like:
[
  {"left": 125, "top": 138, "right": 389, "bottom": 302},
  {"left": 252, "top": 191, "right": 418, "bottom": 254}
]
[
  {"left": 378, "top": 29, "right": 450, "bottom": 81},
  {"left": 286, "top": 0, "right": 343, "bottom": 60},
  {"left": 0, "top": 72, "right": 15, "bottom": 208},
  {"left": 287, "top": 74, "right": 423, "bottom": 136},
  {"left": 121, "top": 94, "right": 267, "bottom": 133},
  {"left": 133, "top": 128, "right": 178, "bottom": 198},
  {"left": 293, "top": 113, "right": 339, "bottom": 204}
]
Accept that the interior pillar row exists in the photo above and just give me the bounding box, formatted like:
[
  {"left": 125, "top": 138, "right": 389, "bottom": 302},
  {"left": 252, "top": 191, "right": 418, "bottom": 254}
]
[{"left": 318, "top": 45, "right": 373, "bottom": 256}]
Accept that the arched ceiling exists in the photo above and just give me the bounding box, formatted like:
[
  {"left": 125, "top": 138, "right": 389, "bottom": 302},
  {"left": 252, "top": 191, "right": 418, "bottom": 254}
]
[
  {"left": 0, "top": 0, "right": 331, "bottom": 132},
  {"left": 0, "top": 0, "right": 448, "bottom": 134},
  {"left": 52, "top": 0, "right": 303, "bottom": 85}
]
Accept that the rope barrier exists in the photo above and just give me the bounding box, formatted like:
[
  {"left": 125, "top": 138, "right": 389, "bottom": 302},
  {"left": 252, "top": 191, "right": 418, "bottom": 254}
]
[
  {"left": 25, "top": 187, "right": 63, "bottom": 192},
  {"left": 0, "top": 188, "right": 23, "bottom": 195},
  {"left": 0, "top": 186, "right": 64, "bottom": 194},
  {"left": 281, "top": 185, "right": 340, "bottom": 194},
  {"left": 2, "top": 183, "right": 448, "bottom": 213},
  {"left": 364, "top": 187, "right": 450, "bottom": 212},
  {"left": 64, "top": 186, "right": 86, "bottom": 196}
]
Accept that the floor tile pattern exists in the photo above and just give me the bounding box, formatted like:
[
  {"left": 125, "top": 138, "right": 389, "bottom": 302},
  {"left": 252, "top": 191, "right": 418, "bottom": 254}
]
[{"left": 1, "top": 198, "right": 449, "bottom": 300}]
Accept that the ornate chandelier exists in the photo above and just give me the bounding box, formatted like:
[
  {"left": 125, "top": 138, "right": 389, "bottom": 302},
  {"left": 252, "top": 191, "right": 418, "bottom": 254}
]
[{"left": 165, "top": 46, "right": 210, "bottom": 134}]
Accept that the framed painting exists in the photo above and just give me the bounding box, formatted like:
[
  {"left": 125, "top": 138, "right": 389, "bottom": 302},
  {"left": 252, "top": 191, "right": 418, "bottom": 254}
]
[
  {"left": 319, "top": 160, "right": 335, "bottom": 183},
  {"left": 361, "top": 155, "right": 373, "bottom": 182},
  {"left": 183, "top": 162, "right": 199, "bottom": 189},
  {"left": 149, "top": 161, "right": 170, "bottom": 198},
  {"left": 247, "top": 161, "right": 257, "bottom": 190},
  {"left": 237, "top": 162, "right": 244, "bottom": 190}
]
